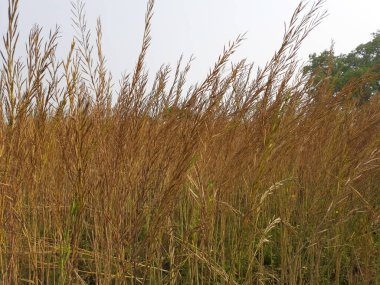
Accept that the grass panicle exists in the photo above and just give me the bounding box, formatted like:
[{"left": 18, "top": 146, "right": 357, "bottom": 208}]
[{"left": 0, "top": 0, "right": 379, "bottom": 284}]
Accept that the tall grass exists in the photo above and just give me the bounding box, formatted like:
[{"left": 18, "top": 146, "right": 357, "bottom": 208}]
[{"left": 0, "top": 0, "right": 379, "bottom": 284}]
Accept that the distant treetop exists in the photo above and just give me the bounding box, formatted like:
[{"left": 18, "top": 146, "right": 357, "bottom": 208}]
[{"left": 304, "top": 30, "right": 380, "bottom": 102}]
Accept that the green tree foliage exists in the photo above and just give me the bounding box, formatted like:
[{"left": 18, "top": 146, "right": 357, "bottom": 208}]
[{"left": 304, "top": 31, "right": 380, "bottom": 102}]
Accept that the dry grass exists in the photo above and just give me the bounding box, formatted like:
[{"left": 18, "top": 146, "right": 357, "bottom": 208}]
[{"left": 0, "top": 0, "right": 379, "bottom": 284}]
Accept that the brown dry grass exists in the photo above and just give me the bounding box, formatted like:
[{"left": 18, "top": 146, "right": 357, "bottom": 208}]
[{"left": 0, "top": 0, "right": 379, "bottom": 284}]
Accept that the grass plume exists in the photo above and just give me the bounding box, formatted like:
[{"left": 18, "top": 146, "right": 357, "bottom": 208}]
[{"left": 0, "top": 0, "right": 379, "bottom": 284}]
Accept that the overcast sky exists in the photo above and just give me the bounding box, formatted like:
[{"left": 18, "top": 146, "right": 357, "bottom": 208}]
[{"left": 0, "top": 0, "right": 379, "bottom": 84}]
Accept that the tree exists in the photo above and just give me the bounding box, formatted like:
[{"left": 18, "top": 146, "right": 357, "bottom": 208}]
[{"left": 304, "top": 31, "right": 380, "bottom": 102}]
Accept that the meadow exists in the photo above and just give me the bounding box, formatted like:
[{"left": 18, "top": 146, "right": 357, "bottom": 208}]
[{"left": 0, "top": 0, "right": 379, "bottom": 284}]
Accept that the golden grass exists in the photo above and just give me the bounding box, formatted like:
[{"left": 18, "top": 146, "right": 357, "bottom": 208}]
[{"left": 0, "top": 0, "right": 379, "bottom": 284}]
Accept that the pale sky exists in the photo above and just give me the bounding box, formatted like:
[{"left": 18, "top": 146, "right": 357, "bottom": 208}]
[{"left": 0, "top": 0, "right": 379, "bottom": 84}]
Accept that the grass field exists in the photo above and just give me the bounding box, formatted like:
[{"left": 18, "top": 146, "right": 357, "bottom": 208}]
[{"left": 0, "top": 0, "right": 379, "bottom": 284}]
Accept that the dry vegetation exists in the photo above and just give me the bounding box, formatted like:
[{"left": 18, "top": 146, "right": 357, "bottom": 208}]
[{"left": 0, "top": 0, "right": 380, "bottom": 284}]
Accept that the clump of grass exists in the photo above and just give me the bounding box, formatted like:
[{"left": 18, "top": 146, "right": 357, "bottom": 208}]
[{"left": 0, "top": 0, "right": 379, "bottom": 284}]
